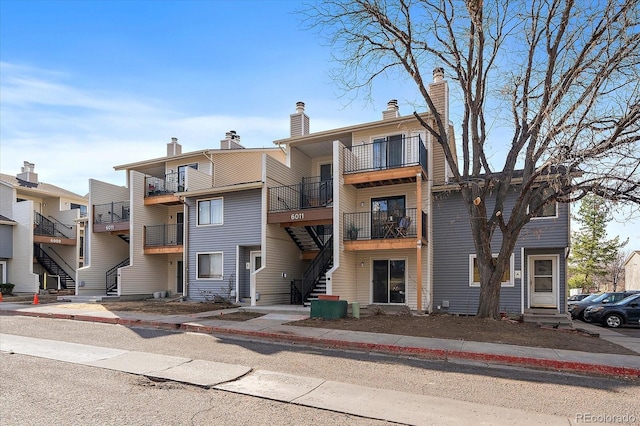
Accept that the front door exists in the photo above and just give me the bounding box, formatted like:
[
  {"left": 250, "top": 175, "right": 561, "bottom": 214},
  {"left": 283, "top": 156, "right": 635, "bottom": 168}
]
[
  {"left": 176, "top": 260, "right": 183, "bottom": 294},
  {"left": 529, "top": 255, "right": 558, "bottom": 308}
]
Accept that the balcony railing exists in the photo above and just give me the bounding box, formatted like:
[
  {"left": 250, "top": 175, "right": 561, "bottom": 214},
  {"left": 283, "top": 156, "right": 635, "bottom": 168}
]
[
  {"left": 145, "top": 223, "right": 184, "bottom": 247},
  {"left": 269, "top": 176, "right": 333, "bottom": 212},
  {"left": 343, "top": 208, "right": 427, "bottom": 241},
  {"left": 343, "top": 135, "right": 427, "bottom": 174},
  {"left": 34, "top": 211, "right": 74, "bottom": 239},
  {"left": 146, "top": 172, "right": 181, "bottom": 197},
  {"left": 94, "top": 201, "right": 130, "bottom": 224}
]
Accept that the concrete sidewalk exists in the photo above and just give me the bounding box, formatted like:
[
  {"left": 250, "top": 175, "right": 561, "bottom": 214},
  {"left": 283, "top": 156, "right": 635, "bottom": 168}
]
[
  {"left": 1, "top": 301, "right": 639, "bottom": 379},
  {"left": 0, "top": 333, "right": 572, "bottom": 426}
]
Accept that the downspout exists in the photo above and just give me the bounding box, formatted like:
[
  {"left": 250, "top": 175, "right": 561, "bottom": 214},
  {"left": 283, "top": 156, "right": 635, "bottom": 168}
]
[{"left": 182, "top": 199, "right": 188, "bottom": 299}]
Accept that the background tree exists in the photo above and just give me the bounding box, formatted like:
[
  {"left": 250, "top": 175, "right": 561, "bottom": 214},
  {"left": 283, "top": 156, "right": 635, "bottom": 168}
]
[
  {"left": 569, "top": 195, "right": 628, "bottom": 292},
  {"left": 305, "top": 0, "right": 640, "bottom": 318},
  {"left": 607, "top": 249, "right": 629, "bottom": 291}
]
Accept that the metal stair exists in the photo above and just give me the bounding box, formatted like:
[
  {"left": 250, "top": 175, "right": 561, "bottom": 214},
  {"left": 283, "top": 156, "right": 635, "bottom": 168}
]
[
  {"left": 34, "top": 245, "right": 75, "bottom": 290},
  {"left": 106, "top": 258, "right": 129, "bottom": 295}
]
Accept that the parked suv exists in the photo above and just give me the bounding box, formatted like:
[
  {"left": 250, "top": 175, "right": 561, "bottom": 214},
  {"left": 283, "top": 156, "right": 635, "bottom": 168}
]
[
  {"left": 583, "top": 293, "right": 640, "bottom": 328},
  {"left": 568, "top": 291, "right": 640, "bottom": 321}
]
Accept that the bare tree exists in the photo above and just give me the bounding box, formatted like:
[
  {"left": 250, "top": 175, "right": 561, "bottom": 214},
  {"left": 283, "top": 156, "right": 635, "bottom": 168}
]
[
  {"left": 304, "top": 0, "right": 640, "bottom": 318},
  {"left": 608, "top": 249, "right": 629, "bottom": 291}
]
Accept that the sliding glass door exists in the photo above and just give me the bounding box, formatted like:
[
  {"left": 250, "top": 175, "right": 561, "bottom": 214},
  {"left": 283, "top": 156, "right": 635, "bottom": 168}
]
[{"left": 372, "top": 259, "right": 406, "bottom": 304}]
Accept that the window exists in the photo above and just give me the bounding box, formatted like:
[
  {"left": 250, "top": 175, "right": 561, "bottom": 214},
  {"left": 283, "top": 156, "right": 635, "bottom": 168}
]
[
  {"left": 197, "top": 252, "right": 223, "bottom": 279},
  {"left": 197, "top": 198, "right": 223, "bottom": 225},
  {"left": 469, "top": 254, "right": 514, "bottom": 287},
  {"left": 529, "top": 187, "right": 557, "bottom": 218},
  {"left": 373, "top": 134, "right": 404, "bottom": 168}
]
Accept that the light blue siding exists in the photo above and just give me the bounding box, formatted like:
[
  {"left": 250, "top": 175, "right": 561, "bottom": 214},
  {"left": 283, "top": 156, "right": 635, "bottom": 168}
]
[
  {"left": 0, "top": 225, "right": 13, "bottom": 258},
  {"left": 432, "top": 187, "right": 569, "bottom": 314}
]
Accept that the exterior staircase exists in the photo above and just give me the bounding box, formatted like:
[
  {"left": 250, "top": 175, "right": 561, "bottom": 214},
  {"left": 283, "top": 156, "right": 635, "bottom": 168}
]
[
  {"left": 522, "top": 308, "right": 574, "bottom": 328},
  {"left": 34, "top": 245, "right": 75, "bottom": 290}
]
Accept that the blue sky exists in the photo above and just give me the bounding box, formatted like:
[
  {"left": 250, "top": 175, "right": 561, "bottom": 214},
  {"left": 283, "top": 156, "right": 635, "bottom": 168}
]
[{"left": 1, "top": 0, "right": 637, "bottom": 249}]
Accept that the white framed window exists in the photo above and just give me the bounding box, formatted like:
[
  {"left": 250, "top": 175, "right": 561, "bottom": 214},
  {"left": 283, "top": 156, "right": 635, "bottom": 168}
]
[
  {"left": 197, "top": 197, "right": 223, "bottom": 226},
  {"left": 197, "top": 252, "right": 223, "bottom": 280},
  {"left": 529, "top": 187, "right": 557, "bottom": 219},
  {"left": 469, "top": 254, "right": 515, "bottom": 287}
]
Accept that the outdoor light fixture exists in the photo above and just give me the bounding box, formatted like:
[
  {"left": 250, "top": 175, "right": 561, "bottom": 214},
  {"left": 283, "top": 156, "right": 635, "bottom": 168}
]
[{"left": 361, "top": 262, "right": 365, "bottom": 268}]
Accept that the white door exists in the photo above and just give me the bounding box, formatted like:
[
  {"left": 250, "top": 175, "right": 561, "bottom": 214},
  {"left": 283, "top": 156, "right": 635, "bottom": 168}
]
[
  {"left": 529, "top": 255, "right": 558, "bottom": 308},
  {"left": 249, "top": 251, "right": 262, "bottom": 306}
]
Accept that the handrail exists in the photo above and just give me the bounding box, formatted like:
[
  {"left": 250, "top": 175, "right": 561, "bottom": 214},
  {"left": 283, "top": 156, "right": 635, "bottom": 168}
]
[
  {"left": 343, "top": 208, "right": 420, "bottom": 240},
  {"left": 268, "top": 177, "right": 333, "bottom": 212},
  {"left": 145, "top": 223, "right": 183, "bottom": 246},
  {"left": 106, "top": 258, "right": 130, "bottom": 293},
  {"left": 94, "top": 201, "right": 130, "bottom": 224},
  {"left": 34, "top": 245, "right": 74, "bottom": 289},
  {"left": 46, "top": 246, "right": 76, "bottom": 274},
  {"left": 300, "top": 235, "right": 333, "bottom": 304},
  {"left": 343, "top": 134, "right": 427, "bottom": 175},
  {"left": 34, "top": 211, "right": 73, "bottom": 239},
  {"left": 47, "top": 215, "right": 74, "bottom": 230}
]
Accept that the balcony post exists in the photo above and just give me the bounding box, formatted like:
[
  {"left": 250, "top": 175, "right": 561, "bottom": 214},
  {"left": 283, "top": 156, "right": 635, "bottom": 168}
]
[{"left": 416, "top": 172, "right": 423, "bottom": 312}]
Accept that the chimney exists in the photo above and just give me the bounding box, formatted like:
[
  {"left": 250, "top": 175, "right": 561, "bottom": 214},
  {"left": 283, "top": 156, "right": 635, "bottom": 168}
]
[
  {"left": 428, "top": 67, "right": 449, "bottom": 125},
  {"left": 290, "top": 101, "right": 310, "bottom": 137},
  {"left": 167, "top": 137, "right": 182, "bottom": 156},
  {"left": 17, "top": 161, "right": 38, "bottom": 184},
  {"left": 382, "top": 99, "right": 400, "bottom": 120},
  {"left": 220, "top": 130, "right": 245, "bottom": 150}
]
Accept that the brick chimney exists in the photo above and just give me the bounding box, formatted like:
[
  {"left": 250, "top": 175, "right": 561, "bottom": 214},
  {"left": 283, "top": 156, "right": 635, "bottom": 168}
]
[
  {"left": 382, "top": 99, "right": 400, "bottom": 120},
  {"left": 220, "top": 130, "right": 245, "bottom": 150},
  {"left": 17, "top": 161, "right": 38, "bottom": 184},
  {"left": 428, "top": 67, "right": 449, "bottom": 125},
  {"left": 167, "top": 137, "right": 182, "bottom": 156},
  {"left": 290, "top": 101, "right": 310, "bottom": 137}
]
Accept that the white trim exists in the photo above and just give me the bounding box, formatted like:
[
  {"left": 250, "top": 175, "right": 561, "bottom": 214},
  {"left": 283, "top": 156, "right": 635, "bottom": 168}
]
[
  {"left": 521, "top": 247, "right": 525, "bottom": 314},
  {"left": 527, "top": 254, "right": 560, "bottom": 309},
  {"left": 195, "top": 251, "right": 223, "bottom": 280},
  {"left": 196, "top": 197, "right": 224, "bottom": 227},
  {"left": 469, "top": 253, "right": 515, "bottom": 287},
  {"left": 0, "top": 260, "right": 6, "bottom": 284}
]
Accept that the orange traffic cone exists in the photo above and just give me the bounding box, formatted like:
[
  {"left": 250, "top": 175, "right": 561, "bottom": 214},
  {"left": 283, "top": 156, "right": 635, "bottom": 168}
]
[
  {"left": 33, "top": 293, "right": 39, "bottom": 305},
  {"left": 0, "top": 292, "right": 3, "bottom": 302}
]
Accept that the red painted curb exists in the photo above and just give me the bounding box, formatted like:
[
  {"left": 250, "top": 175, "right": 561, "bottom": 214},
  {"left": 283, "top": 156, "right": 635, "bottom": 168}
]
[{"left": 3, "top": 310, "right": 639, "bottom": 378}]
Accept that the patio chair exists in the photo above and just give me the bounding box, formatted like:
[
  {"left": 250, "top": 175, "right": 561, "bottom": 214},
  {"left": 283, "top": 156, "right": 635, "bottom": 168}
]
[{"left": 395, "top": 216, "right": 411, "bottom": 237}]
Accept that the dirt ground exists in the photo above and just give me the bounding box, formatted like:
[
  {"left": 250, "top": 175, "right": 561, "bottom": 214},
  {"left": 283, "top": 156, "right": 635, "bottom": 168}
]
[{"left": 4, "top": 294, "right": 637, "bottom": 356}]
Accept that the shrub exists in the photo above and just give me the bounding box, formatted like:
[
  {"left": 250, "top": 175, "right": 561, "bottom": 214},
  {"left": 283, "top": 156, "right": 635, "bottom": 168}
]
[{"left": 0, "top": 283, "right": 15, "bottom": 295}]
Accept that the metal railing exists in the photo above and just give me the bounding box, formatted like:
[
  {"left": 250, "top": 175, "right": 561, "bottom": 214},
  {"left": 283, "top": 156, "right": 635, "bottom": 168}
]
[
  {"left": 145, "top": 172, "right": 181, "bottom": 197},
  {"left": 343, "top": 208, "right": 426, "bottom": 240},
  {"left": 34, "top": 211, "right": 74, "bottom": 239},
  {"left": 93, "top": 201, "right": 130, "bottom": 224},
  {"left": 291, "top": 235, "right": 333, "bottom": 305},
  {"left": 106, "top": 258, "right": 129, "bottom": 293},
  {"left": 269, "top": 177, "right": 333, "bottom": 212},
  {"left": 145, "top": 223, "right": 184, "bottom": 247},
  {"left": 343, "top": 135, "right": 427, "bottom": 174}
]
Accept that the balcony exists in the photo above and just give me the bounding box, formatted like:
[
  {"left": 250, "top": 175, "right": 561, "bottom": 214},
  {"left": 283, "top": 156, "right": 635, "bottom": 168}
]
[
  {"left": 144, "top": 173, "right": 183, "bottom": 205},
  {"left": 33, "top": 211, "right": 76, "bottom": 245},
  {"left": 343, "top": 208, "right": 427, "bottom": 250},
  {"left": 343, "top": 135, "right": 427, "bottom": 187},
  {"left": 144, "top": 224, "right": 184, "bottom": 254},
  {"left": 268, "top": 177, "right": 333, "bottom": 225},
  {"left": 93, "top": 201, "right": 130, "bottom": 233}
]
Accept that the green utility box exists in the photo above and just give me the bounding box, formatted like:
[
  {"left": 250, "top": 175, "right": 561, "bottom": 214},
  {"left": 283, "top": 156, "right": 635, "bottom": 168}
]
[{"left": 310, "top": 300, "right": 348, "bottom": 319}]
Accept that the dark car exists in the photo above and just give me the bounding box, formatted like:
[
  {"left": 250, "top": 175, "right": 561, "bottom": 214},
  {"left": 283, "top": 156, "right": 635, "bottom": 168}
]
[
  {"left": 583, "top": 293, "right": 640, "bottom": 328},
  {"left": 568, "top": 291, "right": 639, "bottom": 321},
  {"left": 567, "top": 294, "right": 591, "bottom": 302}
]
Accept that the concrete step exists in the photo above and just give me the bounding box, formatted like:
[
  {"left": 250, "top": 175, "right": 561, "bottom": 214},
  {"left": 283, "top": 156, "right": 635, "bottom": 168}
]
[{"left": 522, "top": 310, "right": 573, "bottom": 327}]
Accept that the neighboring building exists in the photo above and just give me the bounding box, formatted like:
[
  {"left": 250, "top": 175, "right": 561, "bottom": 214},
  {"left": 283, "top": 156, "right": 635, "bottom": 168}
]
[
  {"left": 625, "top": 251, "right": 640, "bottom": 291},
  {"left": 0, "top": 162, "right": 88, "bottom": 293},
  {"left": 77, "top": 134, "right": 286, "bottom": 300},
  {"left": 432, "top": 182, "right": 570, "bottom": 315}
]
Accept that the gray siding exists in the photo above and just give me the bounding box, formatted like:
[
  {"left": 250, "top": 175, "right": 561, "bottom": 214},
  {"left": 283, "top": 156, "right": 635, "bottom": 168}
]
[
  {"left": 0, "top": 225, "right": 13, "bottom": 258},
  {"left": 432, "top": 187, "right": 569, "bottom": 315},
  {"left": 187, "top": 189, "right": 262, "bottom": 301}
]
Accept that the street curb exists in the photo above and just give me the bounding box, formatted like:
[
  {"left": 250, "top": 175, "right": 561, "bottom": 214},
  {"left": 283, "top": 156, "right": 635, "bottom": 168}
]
[{"left": 3, "top": 309, "right": 639, "bottom": 379}]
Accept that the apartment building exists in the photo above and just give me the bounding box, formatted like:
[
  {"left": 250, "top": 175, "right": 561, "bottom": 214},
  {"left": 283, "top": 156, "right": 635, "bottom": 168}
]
[
  {"left": 263, "top": 69, "right": 455, "bottom": 312},
  {"left": 77, "top": 133, "right": 286, "bottom": 300},
  {"left": 0, "top": 162, "right": 88, "bottom": 293}
]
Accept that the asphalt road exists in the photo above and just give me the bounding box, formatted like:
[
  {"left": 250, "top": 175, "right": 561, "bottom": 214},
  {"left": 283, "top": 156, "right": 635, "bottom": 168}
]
[{"left": 1, "top": 316, "right": 638, "bottom": 425}]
